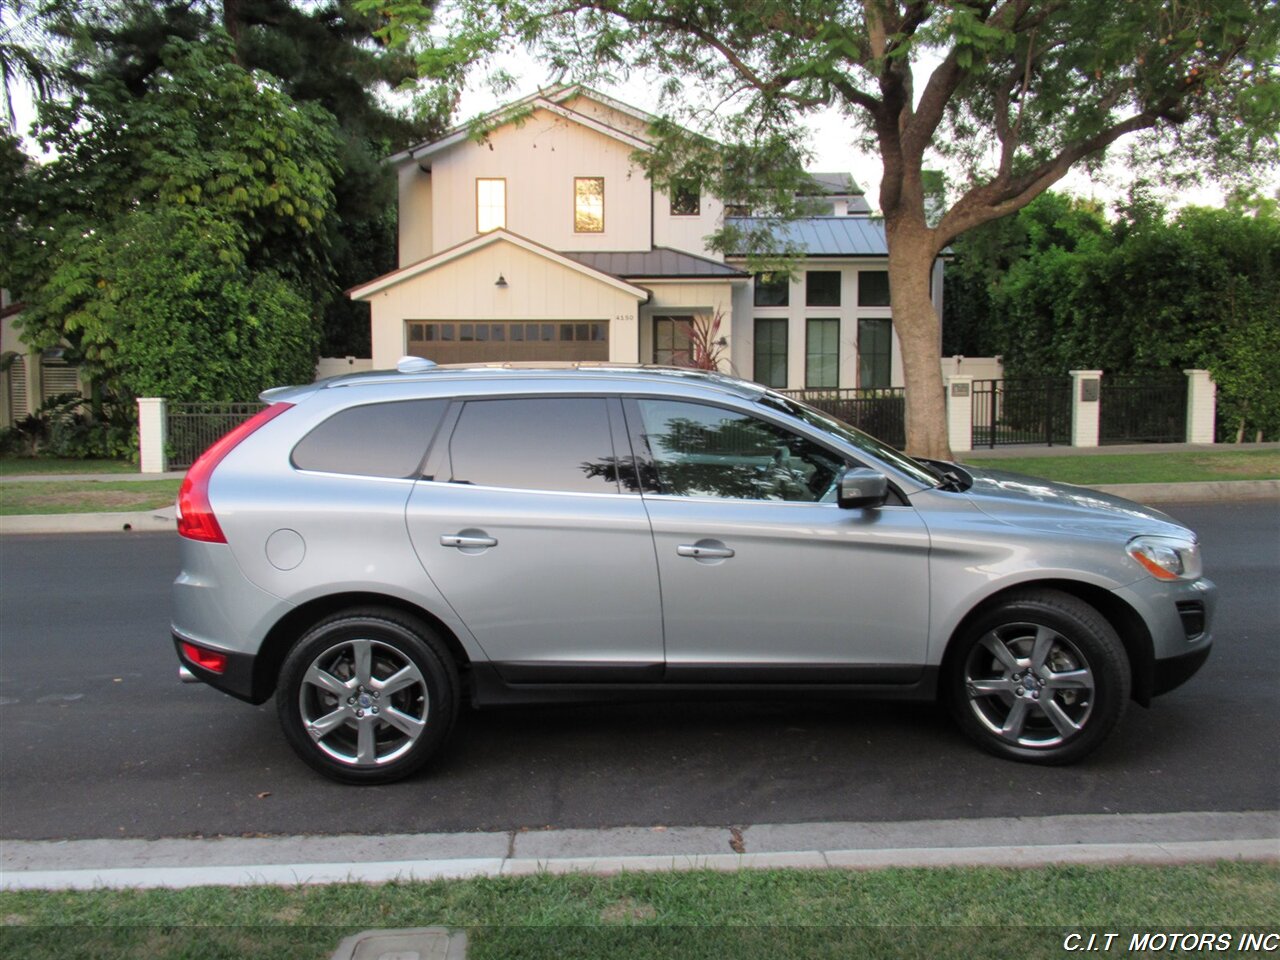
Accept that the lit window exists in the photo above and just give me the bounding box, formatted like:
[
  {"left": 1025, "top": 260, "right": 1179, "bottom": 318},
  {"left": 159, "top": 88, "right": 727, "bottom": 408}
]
[
  {"left": 575, "top": 177, "right": 604, "bottom": 232},
  {"left": 477, "top": 179, "right": 505, "bottom": 232}
]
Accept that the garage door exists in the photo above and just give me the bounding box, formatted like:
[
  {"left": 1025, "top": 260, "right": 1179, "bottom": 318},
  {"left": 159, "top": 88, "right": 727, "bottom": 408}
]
[{"left": 406, "top": 321, "right": 608, "bottom": 363}]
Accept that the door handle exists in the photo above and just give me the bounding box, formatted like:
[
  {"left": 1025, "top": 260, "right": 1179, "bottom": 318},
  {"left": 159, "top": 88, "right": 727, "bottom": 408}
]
[
  {"left": 677, "top": 543, "right": 734, "bottom": 560},
  {"left": 441, "top": 534, "right": 498, "bottom": 549}
]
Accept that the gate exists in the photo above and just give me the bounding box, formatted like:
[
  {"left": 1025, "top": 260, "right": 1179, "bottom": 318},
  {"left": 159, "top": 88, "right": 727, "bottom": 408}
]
[
  {"left": 971, "top": 378, "right": 1072, "bottom": 447},
  {"left": 166, "top": 402, "right": 263, "bottom": 469},
  {"left": 781, "top": 388, "right": 906, "bottom": 449},
  {"left": 1100, "top": 376, "right": 1187, "bottom": 444}
]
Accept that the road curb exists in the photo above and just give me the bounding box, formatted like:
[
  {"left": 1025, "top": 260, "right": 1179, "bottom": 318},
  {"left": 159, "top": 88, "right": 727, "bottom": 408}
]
[
  {"left": 0, "top": 506, "right": 176, "bottom": 535},
  {"left": 3, "top": 811, "right": 1275, "bottom": 890},
  {"left": 1089, "top": 479, "right": 1280, "bottom": 504},
  {"left": 2, "top": 481, "right": 1275, "bottom": 536}
]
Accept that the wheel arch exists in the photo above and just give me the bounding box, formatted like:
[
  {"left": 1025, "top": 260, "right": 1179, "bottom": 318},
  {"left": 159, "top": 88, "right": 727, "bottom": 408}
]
[
  {"left": 940, "top": 579, "right": 1156, "bottom": 708},
  {"left": 250, "top": 592, "right": 474, "bottom": 704}
]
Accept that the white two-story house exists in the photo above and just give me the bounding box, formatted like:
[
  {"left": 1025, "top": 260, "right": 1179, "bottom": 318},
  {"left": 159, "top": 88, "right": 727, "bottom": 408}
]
[{"left": 348, "top": 86, "right": 944, "bottom": 391}]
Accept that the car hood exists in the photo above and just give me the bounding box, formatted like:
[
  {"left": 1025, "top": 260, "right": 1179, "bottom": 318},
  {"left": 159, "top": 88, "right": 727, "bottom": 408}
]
[{"left": 954, "top": 464, "right": 1194, "bottom": 541}]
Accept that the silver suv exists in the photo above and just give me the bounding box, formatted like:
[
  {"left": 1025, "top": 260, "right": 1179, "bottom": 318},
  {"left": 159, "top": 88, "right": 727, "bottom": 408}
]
[{"left": 172, "top": 362, "right": 1214, "bottom": 783}]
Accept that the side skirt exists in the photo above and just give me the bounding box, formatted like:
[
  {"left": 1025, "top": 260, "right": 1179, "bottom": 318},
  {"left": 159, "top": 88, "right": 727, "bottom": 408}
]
[{"left": 469, "top": 662, "right": 939, "bottom": 708}]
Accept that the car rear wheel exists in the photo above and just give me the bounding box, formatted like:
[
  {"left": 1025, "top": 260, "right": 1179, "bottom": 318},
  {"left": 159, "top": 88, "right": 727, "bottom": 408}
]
[
  {"left": 947, "top": 590, "right": 1130, "bottom": 764},
  {"left": 277, "top": 608, "right": 459, "bottom": 784}
]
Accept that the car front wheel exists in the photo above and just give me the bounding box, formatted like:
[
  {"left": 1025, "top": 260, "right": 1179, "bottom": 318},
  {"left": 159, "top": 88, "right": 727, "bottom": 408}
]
[
  {"left": 277, "top": 608, "right": 459, "bottom": 784},
  {"left": 947, "top": 590, "right": 1130, "bottom": 764}
]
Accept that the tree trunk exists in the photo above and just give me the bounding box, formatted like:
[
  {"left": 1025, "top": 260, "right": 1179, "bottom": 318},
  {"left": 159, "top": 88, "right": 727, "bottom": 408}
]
[{"left": 886, "top": 222, "right": 953, "bottom": 460}]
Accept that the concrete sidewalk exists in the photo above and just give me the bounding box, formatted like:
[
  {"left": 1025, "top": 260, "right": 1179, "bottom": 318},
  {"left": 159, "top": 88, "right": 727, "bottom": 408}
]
[{"left": 3, "top": 810, "right": 1275, "bottom": 890}]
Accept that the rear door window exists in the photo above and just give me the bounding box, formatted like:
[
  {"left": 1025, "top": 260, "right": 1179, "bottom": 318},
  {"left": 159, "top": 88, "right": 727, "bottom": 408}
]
[
  {"left": 291, "top": 399, "right": 446, "bottom": 478},
  {"left": 447, "top": 397, "right": 621, "bottom": 494}
]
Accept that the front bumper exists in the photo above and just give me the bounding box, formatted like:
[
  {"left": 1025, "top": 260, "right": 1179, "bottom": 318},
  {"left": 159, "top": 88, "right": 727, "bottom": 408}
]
[{"left": 1152, "top": 642, "right": 1212, "bottom": 697}]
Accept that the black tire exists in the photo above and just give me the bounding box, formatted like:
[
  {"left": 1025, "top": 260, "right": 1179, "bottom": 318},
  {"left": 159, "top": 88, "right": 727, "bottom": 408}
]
[
  {"left": 276, "top": 607, "right": 459, "bottom": 784},
  {"left": 945, "top": 589, "right": 1130, "bottom": 764}
]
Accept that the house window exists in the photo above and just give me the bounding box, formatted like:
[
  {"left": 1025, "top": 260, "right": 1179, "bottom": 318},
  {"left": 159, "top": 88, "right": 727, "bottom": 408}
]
[
  {"left": 753, "top": 318, "right": 788, "bottom": 388},
  {"left": 670, "top": 183, "right": 700, "bottom": 216},
  {"left": 653, "top": 316, "right": 693, "bottom": 366},
  {"left": 857, "top": 270, "right": 891, "bottom": 306},
  {"left": 574, "top": 177, "right": 604, "bottom": 232},
  {"left": 753, "top": 273, "right": 789, "bottom": 307},
  {"left": 806, "top": 319, "right": 839, "bottom": 389},
  {"left": 858, "top": 319, "right": 892, "bottom": 388},
  {"left": 476, "top": 178, "right": 505, "bottom": 233},
  {"left": 806, "top": 271, "right": 841, "bottom": 307}
]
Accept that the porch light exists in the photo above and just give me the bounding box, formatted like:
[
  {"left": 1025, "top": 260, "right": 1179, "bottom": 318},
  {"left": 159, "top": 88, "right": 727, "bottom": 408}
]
[{"left": 495, "top": 274, "right": 508, "bottom": 288}]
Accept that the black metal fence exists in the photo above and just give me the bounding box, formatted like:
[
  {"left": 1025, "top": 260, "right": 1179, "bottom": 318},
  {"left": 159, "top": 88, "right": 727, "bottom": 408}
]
[
  {"left": 166, "top": 402, "right": 263, "bottom": 469},
  {"left": 971, "top": 378, "right": 1072, "bottom": 447},
  {"left": 1100, "top": 376, "right": 1188, "bottom": 444},
  {"left": 780, "top": 387, "right": 907, "bottom": 449}
]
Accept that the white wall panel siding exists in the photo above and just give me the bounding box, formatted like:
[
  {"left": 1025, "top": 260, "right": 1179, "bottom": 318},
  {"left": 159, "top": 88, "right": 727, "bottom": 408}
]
[
  {"left": 429, "top": 109, "right": 651, "bottom": 255},
  {"left": 368, "top": 240, "right": 642, "bottom": 368},
  {"left": 397, "top": 165, "right": 433, "bottom": 266},
  {"left": 653, "top": 192, "right": 724, "bottom": 259}
]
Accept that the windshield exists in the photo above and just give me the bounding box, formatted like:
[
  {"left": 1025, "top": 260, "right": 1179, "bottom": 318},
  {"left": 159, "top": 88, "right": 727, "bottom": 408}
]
[{"left": 757, "top": 392, "right": 940, "bottom": 489}]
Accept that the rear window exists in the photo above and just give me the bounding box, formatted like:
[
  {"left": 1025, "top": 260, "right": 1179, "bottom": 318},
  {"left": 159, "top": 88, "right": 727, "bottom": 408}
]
[
  {"left": 447, "top": 397, "right": 619, "bottom": 494},
  {"left": 291, "top": 399, "right": 447, "bottom": 478}
]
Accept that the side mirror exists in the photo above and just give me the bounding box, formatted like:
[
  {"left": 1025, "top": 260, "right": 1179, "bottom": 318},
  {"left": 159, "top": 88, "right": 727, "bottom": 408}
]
[{"left": 837, "top": 466, "right": 889, "bottom": 509}]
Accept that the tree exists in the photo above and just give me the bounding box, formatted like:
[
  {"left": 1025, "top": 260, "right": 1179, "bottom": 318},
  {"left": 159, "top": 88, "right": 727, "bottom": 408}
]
[
  {"left": 5, "top": 35, "right": 341, "bottom": 399},
  {"left": 52, "top": 0, "right": 438, "bottom": 354},
  {"left": 365, "top": 0, "right": 1280, "bottom": 457}
]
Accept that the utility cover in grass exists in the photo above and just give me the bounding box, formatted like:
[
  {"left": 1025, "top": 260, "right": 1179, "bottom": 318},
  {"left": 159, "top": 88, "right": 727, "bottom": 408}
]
[{"left": 331, "top": 926, "right": 467, "bottom": 960}]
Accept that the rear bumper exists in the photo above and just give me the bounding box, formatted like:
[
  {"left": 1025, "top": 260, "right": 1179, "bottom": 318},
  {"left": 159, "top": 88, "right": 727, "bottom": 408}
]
[{"left": 173, "top": 632, "right": 263, "bottom": 703}]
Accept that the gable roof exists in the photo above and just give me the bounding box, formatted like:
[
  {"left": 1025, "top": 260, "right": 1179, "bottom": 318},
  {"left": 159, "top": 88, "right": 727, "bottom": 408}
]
[
  {"left": 347, "top": 229, "right": 650, "bottom": 301},
  {"left": 387, "top": 85, "right": 656, "bottom": 168},
  {"left": 563, "top": 248, "right": 748, "bottom": 280}
]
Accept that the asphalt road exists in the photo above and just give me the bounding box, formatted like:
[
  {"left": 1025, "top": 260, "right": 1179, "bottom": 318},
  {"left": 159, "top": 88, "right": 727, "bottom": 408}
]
[{"left": 1, "top": 501, "right": 1276, "bottom": 841}]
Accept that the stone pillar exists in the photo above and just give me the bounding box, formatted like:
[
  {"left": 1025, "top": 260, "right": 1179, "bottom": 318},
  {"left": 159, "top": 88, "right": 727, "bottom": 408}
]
[
  {"left": 946, "top": 375, "right": 973, "bottom": 454},
  {"left": 1184, "top": 369, "right": 1217, "bottom": 444},
  {"left": 137, "top": 397, "right": 168, "bottom": 474},
  {"left": 1069, "top": 370, "right": 1103, "bottom": 448}
]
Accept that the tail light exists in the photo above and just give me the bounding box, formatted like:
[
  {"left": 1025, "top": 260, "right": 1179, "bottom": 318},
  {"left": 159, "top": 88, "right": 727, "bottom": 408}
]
[
  {"left": 180, "top": 640, "right": 228, "bottom": 674},
  {"left": 176, "top": 402, "right": 294, "bottom": 542}
]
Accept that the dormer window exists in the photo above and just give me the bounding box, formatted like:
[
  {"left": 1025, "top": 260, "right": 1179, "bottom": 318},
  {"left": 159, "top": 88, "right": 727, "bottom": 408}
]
[
  {"left": 477, "top": 178, "right": 505, "bottom": 232},
  {"left": 574, "top": 177, "right": 604, "bottom": 233},
  {"left": 670, "top": 183, "right": 700, "bottom": 216}
]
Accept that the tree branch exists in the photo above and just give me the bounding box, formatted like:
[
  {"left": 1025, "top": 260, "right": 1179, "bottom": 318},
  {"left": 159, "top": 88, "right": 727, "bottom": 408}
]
[{"left": 934, "top": 104, "right": 1172, "bottom": 251}]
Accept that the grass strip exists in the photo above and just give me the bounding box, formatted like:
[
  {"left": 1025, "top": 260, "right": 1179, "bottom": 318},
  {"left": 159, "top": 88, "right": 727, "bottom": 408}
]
[
  {"left": 2, "top": 862, "right": 1276, "bottom": 959},
  {"left": 0, "top": 479, "right": 180, "bottom": 515},
  {"left": 962, "top": 450, "right": 1280, "bottom": 485},
  {"left": 0, "top": 458, "right": 136, "bottom": 476}
]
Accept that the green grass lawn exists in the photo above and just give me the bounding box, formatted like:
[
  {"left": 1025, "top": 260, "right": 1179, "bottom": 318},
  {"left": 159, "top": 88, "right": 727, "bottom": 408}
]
[
  {"left": 0, "top": 479, "right": 180, "bottom": 515},
  {"left": 0, "top": 457, "right": 136, "bottom": 476},
  {"left": 1, "top": 863, "right": 1275, "bottom": 959},
  {"left": 963, "top": 450, "right": 1280, "bottom": 485}
]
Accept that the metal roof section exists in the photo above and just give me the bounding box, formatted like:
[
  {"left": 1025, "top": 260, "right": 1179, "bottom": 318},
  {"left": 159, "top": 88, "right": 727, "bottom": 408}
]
[
  {"left": 562, "top": 247, "right": 748, "bottom": 280},
  {"left": 724, "top": 216, "right": 890, "bottom": 257},
  {"left": 800, "top": 172, "right": 866, "bottom": 197}
]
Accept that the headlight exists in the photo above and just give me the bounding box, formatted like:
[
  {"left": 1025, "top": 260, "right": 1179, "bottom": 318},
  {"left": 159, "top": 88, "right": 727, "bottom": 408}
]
[{"left": 1127, "top": 536, "right": 1202, "bottom": 581}]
